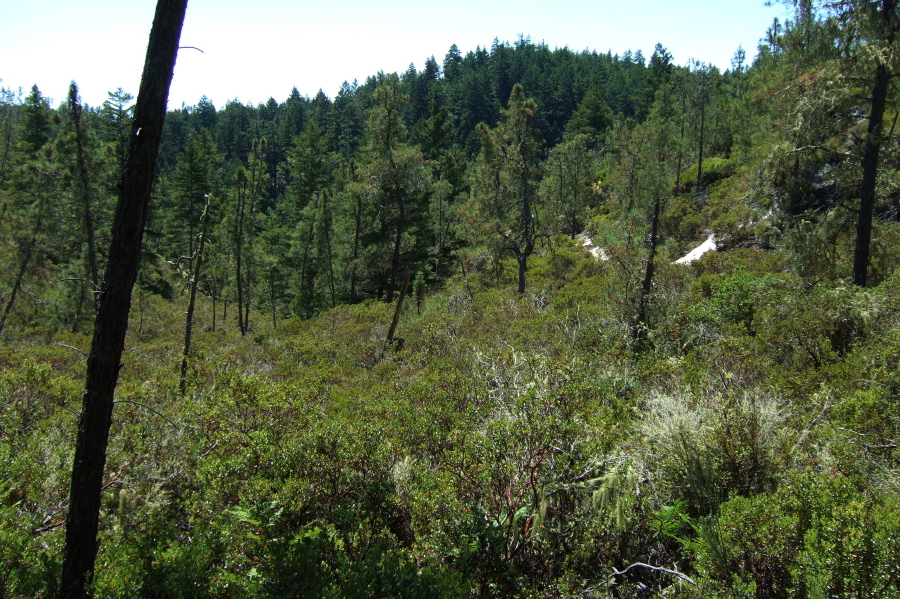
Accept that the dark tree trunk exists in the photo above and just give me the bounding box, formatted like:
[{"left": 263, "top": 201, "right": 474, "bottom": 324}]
[
  {"left": 517, "top": 169, "right": 534, "bottom": 295},
  {"left": 516, "top": 252, "right": 528, "bottom": 294},
  {"left": 60, "top": 1, "right": 187, "bottom": 597},
  {"left": 387, "top": 271, "right": 411, "bottom": 342},
  {"left": 854, "top": 0, "right": 895, "bottom": 286},
  {"left": 633, "top": 196, "right": 661, "bottom": 349}
]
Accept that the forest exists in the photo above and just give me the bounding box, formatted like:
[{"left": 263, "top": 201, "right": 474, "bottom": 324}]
[{"left": 3, "top": 1, "right": 900, "bottom": 597}]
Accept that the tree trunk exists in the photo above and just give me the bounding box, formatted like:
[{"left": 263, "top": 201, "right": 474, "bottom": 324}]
[
  {"left": 350, "top": 194, "right": 361, "bottom": 303},
  {"left": 60, "top": 1, "right": 186, "bottom": 596},
  {"left": 516, "top": 252, "right": 528, "bottom": 294},
  {"left": 695, "top": 99, "right": 706, "bottom": 195},
  {"left": 633, "top": 196, "right": 661, "bottom": 350},
  {"left": 518, "top": 168, "right": 534, "bottom": 295},
  {"left": 299, "top": 194, "right": 317, "bottom": 317},
  {"left": 269, "top": 264, "right": 277, "bottom": 329},
  {"left": 322, "top": 193, "right": 337, "bottom": 308},
  {"left": 853, "top": 0, "right": 895, "bottom": 286},
  {"left": 234, "top": 183, "right": 247, "bottom": 335},
  {"left": 180, "top": 195, "right": 210, "bottom": 396},
  {"left": 387, "top": 271, "right": 411, "bottom": 342}
]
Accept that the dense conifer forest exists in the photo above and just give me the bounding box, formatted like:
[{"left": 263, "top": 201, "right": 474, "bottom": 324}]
[{"left": 4, "top": 2, "right": 900, "bottom": 596}]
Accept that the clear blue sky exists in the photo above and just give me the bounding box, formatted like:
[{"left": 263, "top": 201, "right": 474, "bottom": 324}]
[{"left": 1, "top": 0, "right": 788, "bottom": 109}]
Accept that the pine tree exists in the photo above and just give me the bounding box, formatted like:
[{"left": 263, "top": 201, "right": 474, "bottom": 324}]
[
  {"left": 286, "top": 121, "right": 331, "bottom": 316},
  {"left": 98, "top": 88, "right": 134, "bottom": 175},
  {"left": 565, "top": 87, "right": 613, "bottom": 146},
  {"left": 470, "top": 84, "right": 543, "bottom": 294},
  {"left": 21, "top": 85, "right": 52, "bottom": 154},
  {"left": 541, "top": 133, "right": 596, "bottom": 239},
  {"left": 357, "top": 73, "right": 429, "bottom": 302},
  {"left": 170, "top": 128, "right": 216, "bottom": 261}
]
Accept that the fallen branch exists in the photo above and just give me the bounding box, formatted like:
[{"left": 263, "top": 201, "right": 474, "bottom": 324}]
[{"left": 609, "top": 562, "right": 695, "bottom": 586}]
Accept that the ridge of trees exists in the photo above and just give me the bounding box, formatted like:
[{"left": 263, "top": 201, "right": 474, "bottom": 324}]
[{"left": 2, "top": 7, "right": 900, "bottom": 334}]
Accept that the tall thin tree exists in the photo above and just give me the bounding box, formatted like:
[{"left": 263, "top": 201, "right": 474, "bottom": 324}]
[{"left": 60, "top": 1, "right": 187, "bottom": 596}]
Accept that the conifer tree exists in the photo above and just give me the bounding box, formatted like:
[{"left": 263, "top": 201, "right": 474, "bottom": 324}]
[
  {"left": 98, "top": 88, "right": 134, "bottom": 175},
  {"left": 471, "top": 83, "right": 542, "bottom": 294},
  {"left": 358, "top": 73, "right": 429, "bottom": 301},
  {"left": 171, "top": 128, "right": 216, "bottom": 261},
  {"left": 541, "top": 133, "right": 595, "bottom": 239},
  {"left": 21, "top": 85, "right": 52, "bottom": 154}
]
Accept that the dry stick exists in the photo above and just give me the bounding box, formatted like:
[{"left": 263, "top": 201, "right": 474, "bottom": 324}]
[
  {"left": 59, "top": 1, "right": 187, "bottom": 596},
  {"left": 180, "top": 195, "right": 211, "bottom": 396},
  {"left": 387, "top": 271, "right": 411, "bottom": 343},
  {"left": 609, "top": 562, "right": 696, "bottom": 586}
]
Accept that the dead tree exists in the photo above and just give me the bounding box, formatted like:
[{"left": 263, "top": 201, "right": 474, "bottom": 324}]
[{"left": 180, "top": 195, "right": 211, "bottom": 396}]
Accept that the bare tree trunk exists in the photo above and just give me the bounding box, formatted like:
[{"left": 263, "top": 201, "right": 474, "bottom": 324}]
[
  {"left": 60, "top": 2, "right": 186, "bottom": 596},
  {"left": 180, "top": 195, "right": 210, "bottom": 396}
]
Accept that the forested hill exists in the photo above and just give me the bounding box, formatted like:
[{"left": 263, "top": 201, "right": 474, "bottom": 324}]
[
  {"left": 155, "top": 38, "right": 673, "bottom": 172},
  {"left": 4, "top": 5, "right": 900, "bottom": 597},
  {"left": 0, "top": 36, "right": 753, "bottom": 322}
]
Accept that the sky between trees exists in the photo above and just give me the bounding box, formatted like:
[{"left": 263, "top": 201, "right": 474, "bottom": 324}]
[{"left": 2, "top": 0, "right": 786, "bottom": 109}]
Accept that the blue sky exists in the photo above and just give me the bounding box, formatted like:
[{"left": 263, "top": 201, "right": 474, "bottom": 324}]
[{"left": 1, "top": 0, "right": 789, "bottom": 109}]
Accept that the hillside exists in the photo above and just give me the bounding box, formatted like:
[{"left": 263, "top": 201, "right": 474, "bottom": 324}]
[{"left": 3, "top": 3, "right": 900, "bottom": 597}]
